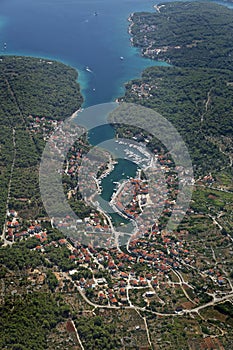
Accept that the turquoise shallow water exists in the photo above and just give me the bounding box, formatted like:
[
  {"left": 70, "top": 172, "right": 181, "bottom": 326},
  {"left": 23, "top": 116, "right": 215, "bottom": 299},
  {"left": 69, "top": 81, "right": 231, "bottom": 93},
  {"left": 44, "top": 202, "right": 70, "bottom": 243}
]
[
  {"left": 0, "top": 1, "right": 164, "bottom": 221},
  {"left": 1, "top": 0, "right": 233, "bottom": 225},
  {"left": 0, "top": 0, "right": 232, "bottom": 106},
  {"left": 0, "top": 0, "right": 168, "bottom": 107}
]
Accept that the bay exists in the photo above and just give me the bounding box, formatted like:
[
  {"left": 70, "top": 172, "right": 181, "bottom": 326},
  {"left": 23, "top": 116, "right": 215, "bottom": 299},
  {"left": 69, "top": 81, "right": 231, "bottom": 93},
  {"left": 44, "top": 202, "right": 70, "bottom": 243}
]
[
  {"left": 0, "top": 0, "right": 233, "bottom": 106},
  {"left": 1, "top": 0, "right": 233, "bottom": 227},
  {"left": 0, "top": 0, "right": 169, "bottom": 107}
]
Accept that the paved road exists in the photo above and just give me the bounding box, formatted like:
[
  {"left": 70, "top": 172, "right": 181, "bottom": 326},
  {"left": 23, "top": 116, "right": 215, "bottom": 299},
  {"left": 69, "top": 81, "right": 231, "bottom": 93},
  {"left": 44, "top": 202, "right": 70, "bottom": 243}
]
[{"left": 184, "top": 292, "right": 233, "bottom": 314}]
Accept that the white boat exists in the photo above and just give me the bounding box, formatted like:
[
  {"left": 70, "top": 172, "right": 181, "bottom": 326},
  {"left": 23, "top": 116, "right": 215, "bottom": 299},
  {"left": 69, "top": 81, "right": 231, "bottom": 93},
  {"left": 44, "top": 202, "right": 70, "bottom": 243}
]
[
  {"left": 85, "top": 66, "right": 93, "bottom": 73},
  {"left": 120, "top": 56, "right": 124, "bottom": 60}
]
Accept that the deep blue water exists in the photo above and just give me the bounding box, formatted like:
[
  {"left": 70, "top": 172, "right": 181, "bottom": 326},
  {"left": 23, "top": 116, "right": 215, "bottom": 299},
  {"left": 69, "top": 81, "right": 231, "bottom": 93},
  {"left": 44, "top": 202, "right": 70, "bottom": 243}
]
[
  {"left": 1, "top": 0, "right": 233, "bottom": 226},
  {"left": 0, "top": 0, "right": 171, "bottom": 107},
  {"left": 97, "top": 158, "right": 138, "bottom": 228},
  {"left": 0, "top": 0, "right": 232, "bottom": 106},
  {"left": 101, "top": 158, "right": 137, "bottom": 202}
]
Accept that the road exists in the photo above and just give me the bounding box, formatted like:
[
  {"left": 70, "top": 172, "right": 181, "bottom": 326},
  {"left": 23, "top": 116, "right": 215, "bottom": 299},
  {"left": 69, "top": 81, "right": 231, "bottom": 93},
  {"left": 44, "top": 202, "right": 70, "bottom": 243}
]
[
  {"left": 135, "top": 308, "right": 152, "bottom": 349},
  {"left": 1, "top": 128, "right": 16, "bottom": 246},
  {"left": 62, "top": 268, "right": 233, "bottom": 320},
  {"left": 184, "top": 292, "right": 233, "bottom": 314},
  {"left": 172, "top": 269, "right": 198, "bottom": 305},
  {"left": 70, "top": 319, "right": 85, "bottom": 350},
  {"left": 201, "top": 88, "right": 212, "bottom": 124}
]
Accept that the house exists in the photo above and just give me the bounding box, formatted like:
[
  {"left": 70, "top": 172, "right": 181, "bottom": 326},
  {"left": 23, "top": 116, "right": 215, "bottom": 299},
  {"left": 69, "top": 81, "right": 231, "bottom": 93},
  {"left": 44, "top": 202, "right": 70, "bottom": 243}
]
[
  {"left": 110, "top": 298, "right": 118, "bottom": 305},
  {"left": 120, "top": 272, "right": 128, "bottom": 279},
  {"left": 10, "top": 210, "right": 18, "bottom": 217},
  {"left": 120, "top": 288, "right": 126, "bottom": 295},
  {"left": 69, "top": 255, "right": 76, "bottom": 260},
  {"left": 28, "top": 225, "right": 35, "bottom": 233},
  {"left": 151, "top": 280, "right": 158, "bottom": 287},
  {"left": 98, "top": 292, "right": 106, "bottom": 300},
  {"left": 175, "top": 306, "right": 183, "bottom": 314},
  {"left": 120, "top": 297, "right": 128, "bottom": 304},
  {"left": 119, "top": 280, "right": 126, "bottom": 287},
  {"left": 217, "top": 277, "right": 225, "bottom": 285},
  {"left": 131, "top": 279, "right": 138, "bottom": 287},
  {"left": 58, "top": 239, "right": 67, "bottom": 245},
  {"left": 96, "top": 278, "right": 107, "bottom": 285}
]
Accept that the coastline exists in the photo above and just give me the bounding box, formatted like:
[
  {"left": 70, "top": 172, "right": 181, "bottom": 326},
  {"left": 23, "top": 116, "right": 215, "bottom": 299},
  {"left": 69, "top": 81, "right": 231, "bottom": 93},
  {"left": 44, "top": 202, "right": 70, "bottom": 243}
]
[{"left": 127, "top": 13, "right": 134, "bottom": 45}]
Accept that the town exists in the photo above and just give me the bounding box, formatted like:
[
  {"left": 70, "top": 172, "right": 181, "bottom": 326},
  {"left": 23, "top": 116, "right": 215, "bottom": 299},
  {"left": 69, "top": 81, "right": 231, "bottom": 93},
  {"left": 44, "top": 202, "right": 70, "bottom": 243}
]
[{"left": 1, "top": 114, "right": 232, "bottom": 329}]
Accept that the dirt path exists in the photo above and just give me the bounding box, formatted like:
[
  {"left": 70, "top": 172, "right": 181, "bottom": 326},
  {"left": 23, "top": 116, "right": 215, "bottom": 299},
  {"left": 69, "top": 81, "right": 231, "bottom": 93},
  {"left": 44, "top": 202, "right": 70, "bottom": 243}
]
[
  {"left": 70, "top": 319, "right": 85, "bottom": 350},
  {"left": 201, "top": 88, "right": 212, "bottom": 124},
  {"left": 1, "top": 128, "right": 16, "bottom": 244}
]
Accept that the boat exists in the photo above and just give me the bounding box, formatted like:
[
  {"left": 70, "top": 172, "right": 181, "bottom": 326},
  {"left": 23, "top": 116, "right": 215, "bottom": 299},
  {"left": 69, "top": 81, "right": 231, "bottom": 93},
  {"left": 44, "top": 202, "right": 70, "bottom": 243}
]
[
  {"left": 94, "top": 11, "right": 98, "bottom": 16},
  {"left": 120, "top": 56, "right": 124, "bottom": 60},
  {"left": 85, "top": 66, "right": 92, "bottom": 73}
]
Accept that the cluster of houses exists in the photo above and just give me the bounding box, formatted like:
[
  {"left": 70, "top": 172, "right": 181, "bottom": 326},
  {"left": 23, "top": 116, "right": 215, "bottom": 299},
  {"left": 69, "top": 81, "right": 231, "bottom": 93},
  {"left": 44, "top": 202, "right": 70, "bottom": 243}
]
[
  {"left": 129, "top": 82, "right": 155, "bottom": 99},
  {"left": 5, "top": 210, "right": 44, "bottom": 243},
  {"left": 28, "top": 115, "right": 61, "bottom": 140},
  {"left": 106, "top": 149, "right": 187, "bottom": 243},
  {"left": 127, "top": 232, "right": 193, "bottom": 271},
  {"left": 4, "top": 202, "right": 231, "bottom": 309},
  {"left": 128, "top": 12, "right": 182, "bottom": 61},
  {"left": 143, "top": 45, "right": 181, "bottom": 59},
  {"left": 63, "top": 228, "right": 231, "bottom": 307},
  {"left": 205, "top": 268, "right": 226, "bottom": 286},
  {"left": 113, "top": 178, "right": 149, "bottom": 219},
  {"left": 3, "top": 112, "right": 231, "bottom": 313}
]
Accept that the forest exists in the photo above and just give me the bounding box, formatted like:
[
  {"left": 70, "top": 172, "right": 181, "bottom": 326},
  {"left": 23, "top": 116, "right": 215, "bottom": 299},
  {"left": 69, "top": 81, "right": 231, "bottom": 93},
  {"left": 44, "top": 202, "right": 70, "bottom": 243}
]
[
  {"left": 131, "top": 1, "right": 233, "bottom": 69},
  {"left": 0, "top": 56, "right": 83, "bottom": 120},
  {"left": 120, "top": 1, "right": 233, "bottom": 176},
  {"left": 0, "top": 292, "right": 70, "bottom": 350},
  {"left": 0, "top": 55, "right": 83, "bottom": 228},
  {"left": 119, "top": 65, "right": 233, "bottom": 175}
]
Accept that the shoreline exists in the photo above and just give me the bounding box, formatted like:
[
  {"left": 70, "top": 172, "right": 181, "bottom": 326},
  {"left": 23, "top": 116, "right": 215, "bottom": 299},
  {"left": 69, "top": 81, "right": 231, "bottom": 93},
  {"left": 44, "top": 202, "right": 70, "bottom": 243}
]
[
  {"left": 1, "top": 52, "right": 88, "bottom": 108},
  {"left": 97, "top": 155, "right": 118, "bottom": 182},
  {"left": 127, "top": 13, "right": 134, "bottom": 45}
]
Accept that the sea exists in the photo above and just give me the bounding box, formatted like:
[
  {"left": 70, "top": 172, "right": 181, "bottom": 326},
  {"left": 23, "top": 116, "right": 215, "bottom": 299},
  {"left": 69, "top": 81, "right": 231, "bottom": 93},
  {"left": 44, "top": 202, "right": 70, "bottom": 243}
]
[
  {"left": 1, "top": 0, "right": 232, "bottom": 106},
  {"left": 0, "top": 0, "right": 170, "bottom": 107},
  {"left": 0, "top": 0, "right": 232, "bottom": 226}
]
